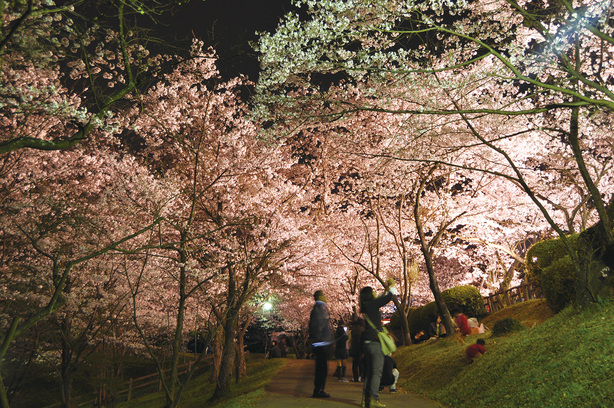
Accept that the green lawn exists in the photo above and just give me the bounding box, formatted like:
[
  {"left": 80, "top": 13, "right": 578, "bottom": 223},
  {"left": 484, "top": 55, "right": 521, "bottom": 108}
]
[{"left": 394, "top": 298, "right": 614, "bottom": 408}]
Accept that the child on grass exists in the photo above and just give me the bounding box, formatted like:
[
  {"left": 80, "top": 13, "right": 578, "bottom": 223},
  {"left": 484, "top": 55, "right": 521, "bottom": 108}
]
[{"left": 465, "top": 338, "right": 486, "bottom": 363}]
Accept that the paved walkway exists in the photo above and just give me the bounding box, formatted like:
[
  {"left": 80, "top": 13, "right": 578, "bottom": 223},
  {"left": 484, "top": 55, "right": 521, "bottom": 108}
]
[{"left": 254, "top": 359, "right": 446, "bottom": 408}]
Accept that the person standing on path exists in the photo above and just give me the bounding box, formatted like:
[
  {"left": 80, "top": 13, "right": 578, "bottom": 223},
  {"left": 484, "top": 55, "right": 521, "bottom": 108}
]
[
  {"left": 309, "top": 290, "right": 334, "bottom": 398},
  {"left": 334, "top": 322, "right": 350, "bottom": 382},
  {"left": 349, "top": 318, "right": 365, "bottom": 382},
  {"left": 359, "top": 279, "right": 395, "bottom": 408}
]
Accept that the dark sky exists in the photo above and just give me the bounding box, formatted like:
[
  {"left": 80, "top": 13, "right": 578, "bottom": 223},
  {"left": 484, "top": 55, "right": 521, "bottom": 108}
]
[{"left": 157, "top": 0, "right": 295, "bottom": 80}]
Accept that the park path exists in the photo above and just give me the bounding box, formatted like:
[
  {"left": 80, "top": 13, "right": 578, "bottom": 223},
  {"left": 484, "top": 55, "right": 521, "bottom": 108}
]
[{"left": 253, "top": 358, "right": 447, "bottom": 408}]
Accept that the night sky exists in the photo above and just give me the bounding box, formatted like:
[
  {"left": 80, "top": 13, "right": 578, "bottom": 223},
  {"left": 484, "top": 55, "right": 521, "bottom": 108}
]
[{"left": 157, "top": 0, "right": 295, "bottom": 80}]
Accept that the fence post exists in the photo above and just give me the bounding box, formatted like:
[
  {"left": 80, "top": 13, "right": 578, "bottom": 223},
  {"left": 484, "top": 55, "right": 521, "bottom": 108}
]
[{"left": 127, "top": 378, "right": 133, "bottom": 401}]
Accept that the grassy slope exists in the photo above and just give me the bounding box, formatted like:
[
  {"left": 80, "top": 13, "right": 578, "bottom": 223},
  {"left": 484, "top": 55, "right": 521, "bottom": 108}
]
[{"left": 395, "top": 298, "right": 614, "bottom": 408}]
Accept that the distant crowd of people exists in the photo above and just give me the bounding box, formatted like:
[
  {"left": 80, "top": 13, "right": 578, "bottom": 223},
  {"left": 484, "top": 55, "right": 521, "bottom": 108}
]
[{"left": 267, "top": 339, "right": 287, "bottom": 359}]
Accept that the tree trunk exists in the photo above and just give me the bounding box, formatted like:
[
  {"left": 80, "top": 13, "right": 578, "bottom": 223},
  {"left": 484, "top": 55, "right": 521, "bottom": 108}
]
[
  {"left": 60, "top": 316, "right": 74, "bottom": 408},
  {"left": 211, "top": 314, "right": 238, "bottom": 400},
  {"left": 400, "top": 307, "right": 412, "bottom": 346},
  {"left": 235, "top": 319, "right": 250, "bottom": 382},
  {"left": 211, "top": 329, "right": 222, "bottom": 383},
  {"left": 0, "top": 377, "right": 10, "bottom": 408},
  {"left": 211, "top": 260, "right": 241, "bottom": 400},
  {"left": 234, "top": 340, "right": 246, "bottom": 382},
  {"left": 165, "top": 272, "right": 186, "bottom": 408},
  {"left": 414, "top": 167, "right": 454, "bottom": 335},
  {"left": 163, "top": 242, "right": 190, "bottom": 408},
  {"left": 390, "top": 298, "right": 412, "bottom": 346},
  {"left": 567, "top": 105, "right": 614, "bottom": 306},
  {"left": 60, "top": 371, "right": 74, "bottom": 408},
  {"left": 424, "top": 251, "right": 454, "bottom": 335},
  {"left": 289, "top": 334, "right": 306, "bottom": 359}
]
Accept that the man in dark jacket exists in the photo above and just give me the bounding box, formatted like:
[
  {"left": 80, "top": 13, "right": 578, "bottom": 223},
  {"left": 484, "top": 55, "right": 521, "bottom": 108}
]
[{"left": 309, "top": 290, "right": 333, "bottom": 398}]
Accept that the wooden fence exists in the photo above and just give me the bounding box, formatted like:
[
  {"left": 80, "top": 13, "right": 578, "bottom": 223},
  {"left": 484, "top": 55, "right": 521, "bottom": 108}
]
[
  {"left": 483, "top": 283, "right": 542, "bottom": 314},
  {"left": 120, "top": 360, "right": 194, "bottom": 402},
  {"left": 43, "top": 360, "right": 200, "bottom": 408}
]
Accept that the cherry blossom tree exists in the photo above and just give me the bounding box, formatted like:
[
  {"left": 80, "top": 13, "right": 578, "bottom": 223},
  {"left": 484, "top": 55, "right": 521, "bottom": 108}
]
[
  {"left": 45, "top": 257, "right": 135, "bottom": 408},
  {"left": 272, "top": 91, "right": 547, "bottom": 321},
  {"left": 0, "top": 4, "right": 181, "bottom": 394},
  {"left": 0, "top": 0, "right": 181, "bottom": 154},
  {"left": 271, "top": 111, "right": 453, "bottom": 341},
  {"left": 112, "top": 41, "right": 306, "bottom": 404},
  {"left": 0, "top": 142, "right": 163, "bottom": 407},
  {"left": 3, "top": 3, "right": 318, "bottom": 405},
  {"left": 255, "top": 0, "right": 614, "bottom": 306}
]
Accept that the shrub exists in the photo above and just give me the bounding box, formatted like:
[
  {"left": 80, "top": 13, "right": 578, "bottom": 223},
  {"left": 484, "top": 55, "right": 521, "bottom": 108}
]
[
  {"left": 442, "top": 285, "right": 487, "bottom": 318},
  {"left": 526, "top": 234, "right": 579, "bottom": 313},
  {"left": 404, "top": 285, "right": 486, "bottom": 335},
  {"left": 405, "top": 303, "right": 438, "bottom": 335},
  {"left": 540, "top": 255, "right": 576, "bottom": 313},
  {"left": 418, "top": 302, "right": 440, "bottom": 327},
  {"left": 492, "top": 317, "right": 524, "bottom": 336}
]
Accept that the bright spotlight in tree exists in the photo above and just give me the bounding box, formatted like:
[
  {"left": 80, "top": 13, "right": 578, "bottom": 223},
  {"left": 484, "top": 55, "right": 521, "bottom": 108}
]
[{"left": 263, "top": 302, "right": 273, "bottom": 311}]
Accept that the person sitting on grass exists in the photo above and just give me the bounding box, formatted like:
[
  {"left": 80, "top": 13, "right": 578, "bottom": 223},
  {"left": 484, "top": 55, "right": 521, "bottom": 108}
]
[
  {"left": 427, "top": 315, "right": 446, "bottom": 339},
  {"left": 454, "top": 311, "right": 471, "bottom": 345},
  {"left": 413, "top": 330, "right": 429, "bottom": 344},
  {"left": 465, "top": 338, "right": 486, "bottom": 363}
]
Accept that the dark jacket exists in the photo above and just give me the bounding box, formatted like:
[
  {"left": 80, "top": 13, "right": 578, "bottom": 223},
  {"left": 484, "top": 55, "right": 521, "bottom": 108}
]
[
  {"left": 349, "top": 320, "right": 365, "bottom": 355},
  {"left": 362, "top": 291, "right": 394, "bottom": 343},
  {"left": 380, "top": 355, "right": 398, "bottom": 387},
  {"left": 309, "top": 301, "right": 333, "bottom": 344},
  {"left": 334, "top": 325, "right": 349, "bottom": 359},
  {"left": 427, "top": 322, "right": 438, "bottom": 338}
]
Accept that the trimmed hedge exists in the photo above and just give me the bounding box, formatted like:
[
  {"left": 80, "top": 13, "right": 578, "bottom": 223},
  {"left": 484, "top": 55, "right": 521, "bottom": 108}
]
[
  {"left": 540, "top": 255, "right": 576, "bottom": 313},
  {"left": 525, "top": 234, "right": 579, "bottom": 313},
  {"left": 443, "top": 285, "right": 487, "bottom": 317},
  {"left": 403, "top": 285, "right": 486, "bottom": 335}
]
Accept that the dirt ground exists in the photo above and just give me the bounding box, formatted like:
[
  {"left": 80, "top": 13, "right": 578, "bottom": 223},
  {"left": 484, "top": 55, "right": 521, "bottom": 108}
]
[{"left": 253, "top": 358, "right": 447, "bottom": 408}]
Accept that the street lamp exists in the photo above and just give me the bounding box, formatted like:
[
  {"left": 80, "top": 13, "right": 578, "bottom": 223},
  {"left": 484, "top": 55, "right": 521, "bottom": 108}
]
[{"left": 262, "top": 300, "right": 274, "bottom": 356}]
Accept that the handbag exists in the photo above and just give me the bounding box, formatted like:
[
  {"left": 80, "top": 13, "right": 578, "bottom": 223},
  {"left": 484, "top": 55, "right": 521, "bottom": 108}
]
[{"left": 365, "top": 316, "right": 397, "bottom": 355}]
